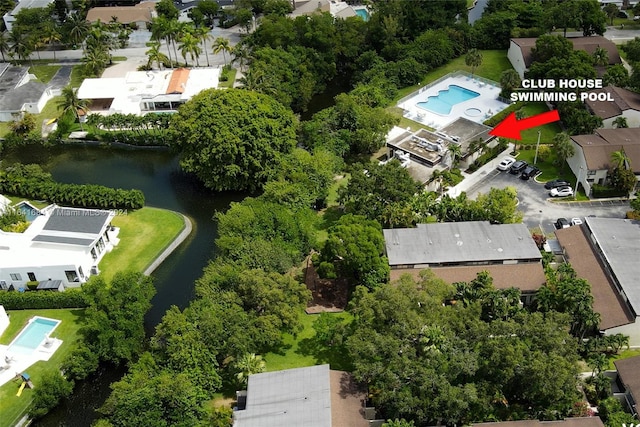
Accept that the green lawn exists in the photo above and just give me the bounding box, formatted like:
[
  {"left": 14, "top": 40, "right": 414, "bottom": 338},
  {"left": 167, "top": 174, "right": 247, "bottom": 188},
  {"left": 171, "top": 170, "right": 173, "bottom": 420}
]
[
  {"left": 98, "top": 207, "right": 185, "bottom": 281},
  {"left": 394, "top": 50, "right": 513, "bottom": 102},
  {"left": 0, "top": 309, "right": 86, "bottom": 427},
  {"left": 218, "top": 68, "right": 237, "bottom": 88},
  {"left": 518, "top": 102, "right": 563, "bottom": 145},
  {"left": 30, "top": 66, "right": 61, "bottom": 84},
  {"left": 4, "top": 196, "right": 49, "bottom": 210},
  {"left": 607, "top": 348, "right": 640, "bottom": 370},
  {"left": 264, "top": 310, "right": 353, "bottom": 372},
  {"left": 515, "top": 148, "right": 588, "bottom": 199}
]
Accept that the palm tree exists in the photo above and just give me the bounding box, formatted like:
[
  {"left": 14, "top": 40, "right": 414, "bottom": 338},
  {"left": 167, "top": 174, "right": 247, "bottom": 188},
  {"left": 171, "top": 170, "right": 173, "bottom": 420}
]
[
  {"left": 213, "top": 36, "right": 231, "bottom": 66},
  {"left": 587, "top": 353, "right": 607, "bottom": 377},
  {"left": 465, "top": 48, "right": 483, "bottom": 77},
  {"left": 593, "top": 46, "right": 609, "bottom": 66},
  {"left": 552, "top": 132, "right": 575, "bottom": 171},
  {"left": 232, "top": 44, "right": 251, "bottom": 72},
  {"left": 179, "top": 32, "right": 201, "bottom": 67},
  {"left": 448, "top": 143, "right": 462, "bottom": 170},
  {"left": 234, "top": 353, "right": 266, "bottom": 385},
  {"left": 58, "top": 86, "right": 89, "bottom": 131},
  {"left": 611, "top": 147, "right": 630, "bottom": 170},
  {"left": 66, "top": 12, "right": 90, "bottom": 47},
  {"left": 195, "top": 26, "right": 212, "bottom": 67},
  {"left": 42, "top": 22, "right": 62, "bottom": 61},
  {"left": 83, "top": 44, "right": 109, "bottom": 76},
  {"left": 146, "top": 42, "right": 168, "bottom": 69},
  {"left": 613, "top": 116, "right": 628, "bottom": 129},
  {"left": 150, "top": 17, "right": 173, "bottom": 68},
  {"left": 0, "top": 31, "right": 8, "bottom": 62},
  {"left": 8, "top": 30, "right": 32, "bottom": 65},
  {"left": 499, "top": 69, "right": 521, "bottom": 98},
  {"left": 169, "top": 20, "right": 189, "bottom": 66}
]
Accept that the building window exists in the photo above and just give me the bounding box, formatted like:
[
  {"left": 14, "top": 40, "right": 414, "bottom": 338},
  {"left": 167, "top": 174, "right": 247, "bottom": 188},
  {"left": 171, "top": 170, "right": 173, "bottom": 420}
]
[
  {"left": 10, "top": 273, "right": 21, "bottom": 281},
  {"left": 587, "top": 170, "right": 596, "bottom": 176},
  {"left": 27, "top": 272, "right": 36, "bottom": 281},
  {"left": 65, "top": 270, "right": 79, "bottom": 282},
  {"left": 91, "top": 248, "right": 97, "bottom": 260},
  {"left": 79, "top": 266, "right": 85, "bottom": 279}
]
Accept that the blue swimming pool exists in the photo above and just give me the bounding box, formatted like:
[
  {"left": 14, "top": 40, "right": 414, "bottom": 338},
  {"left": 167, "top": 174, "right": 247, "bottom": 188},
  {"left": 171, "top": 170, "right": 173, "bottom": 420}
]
[
  {"left": 355, "top": 8, "right": 369, "bottom": 21},
  {"left": 7, "top": 317, "right": 60, "bottom": 355},
  {"left": 417, "top": 85, "right": 480, "bottom": 115},
  {"left": 16, "top": 201, "right": 41, "bottom": 222}
]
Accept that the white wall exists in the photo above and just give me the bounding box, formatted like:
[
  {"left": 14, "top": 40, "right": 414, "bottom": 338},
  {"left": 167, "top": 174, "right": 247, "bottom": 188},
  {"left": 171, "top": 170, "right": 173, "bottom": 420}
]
[
  {"left": 507, "top": 40, "right": 527, "bottom": 79},
  {"left": 0, "top": 264, "right": 82, "bottom": 289},
  {"left": 605, "top": 319, "right": 640, "bottom": 347},
  {"left": 0, "top": 306, "right": 8, "bottom": 338},
  {"left": 602, "top": 110, "right": 640, "bottom": 129},
  {"left": 566, "top": 142, "right": 592, "bottom": 196}
]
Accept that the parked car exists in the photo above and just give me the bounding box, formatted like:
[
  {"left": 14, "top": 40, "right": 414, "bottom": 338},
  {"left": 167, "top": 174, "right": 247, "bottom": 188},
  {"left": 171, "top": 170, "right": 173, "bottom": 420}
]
[
  {"left": 497, "top": 156, "right": 516, "bottom": 171},
  {"left": 520, "top": 165, "right": 541, "bottom": 180},
  {"left": 544, "top": 179, "right": 570, "bottom": 189},
  {"left": 555, "top": 218, "right": 570, "bottom": 229},
  {"left": 509, "top": 160, "right": 528, "bottom": 175},
  {"left": 549, "top": 186, "right": 574, "bottom": 197},
  {"left": 571, "top": 217, "right": 583, "bottom": 226}
]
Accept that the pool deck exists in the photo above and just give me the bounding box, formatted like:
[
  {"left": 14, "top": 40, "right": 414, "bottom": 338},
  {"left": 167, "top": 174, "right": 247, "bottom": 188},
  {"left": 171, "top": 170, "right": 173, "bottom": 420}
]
[{"left": 398, "top": 73, "right": 509, "bottom": 130}]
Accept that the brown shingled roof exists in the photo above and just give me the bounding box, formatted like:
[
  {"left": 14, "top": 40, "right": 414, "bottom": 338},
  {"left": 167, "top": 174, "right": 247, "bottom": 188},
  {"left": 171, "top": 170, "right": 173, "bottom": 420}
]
[
  {"left": 586, "top": 86, "right": 640, "bottom": 120},
  {"left": 473, "top": 417, "right": 605, "bottom": 427},
  {"left": 555, "top": 226, "right": 634, "bottom": 330},
  {"left": 390, "top": 263, "right": 546, "bottom": 292},
  {"left": 166, "top": 68, "right": 190, "bottom": 94},
  {"left": 614, "top": 356, "right": 640, "bottom": 408},
  {"left": 511, "top": 36, "right": 621, "bottom": 67},
  {"left": 571, "top": 128, "right": 640, "bottom": 173},
  {"left": 86, "top": 3, "right": 154, "bottom": 24}
]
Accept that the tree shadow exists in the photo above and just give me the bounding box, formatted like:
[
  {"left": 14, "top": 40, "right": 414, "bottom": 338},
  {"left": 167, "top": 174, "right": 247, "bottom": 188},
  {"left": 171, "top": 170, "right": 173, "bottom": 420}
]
[
  {"left": 295, "top": 337, "right": 353, "bottom": 372},
  {"left": 319, "top": 206, "right": 344, "bottom": 232}
]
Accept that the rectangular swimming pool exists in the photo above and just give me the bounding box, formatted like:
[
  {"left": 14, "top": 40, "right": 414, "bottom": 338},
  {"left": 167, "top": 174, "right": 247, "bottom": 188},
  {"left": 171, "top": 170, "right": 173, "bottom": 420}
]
[
  {"left": 16, "top": 201, "right": 42, "bottom": 222},
  {"left": 417, "top": 85, "right": 480, "bottom": 115},
  {"left": 7, "top": 317, "right": 61, "bottom": 356}
]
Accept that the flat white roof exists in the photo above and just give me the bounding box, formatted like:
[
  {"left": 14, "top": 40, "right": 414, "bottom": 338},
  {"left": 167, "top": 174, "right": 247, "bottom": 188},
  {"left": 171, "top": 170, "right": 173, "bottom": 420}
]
[
  {"left": 7, "top": 0, "right": 54, "bottom": 17},
  {"left": 78, "top": 68, "right": 220, "bottom": 115}
]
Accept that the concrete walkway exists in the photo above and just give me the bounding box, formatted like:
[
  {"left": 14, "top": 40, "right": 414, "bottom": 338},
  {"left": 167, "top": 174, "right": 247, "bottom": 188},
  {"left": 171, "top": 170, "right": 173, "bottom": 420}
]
[{"left": 143, "top": 212, "right": 193, "bottom": 276}]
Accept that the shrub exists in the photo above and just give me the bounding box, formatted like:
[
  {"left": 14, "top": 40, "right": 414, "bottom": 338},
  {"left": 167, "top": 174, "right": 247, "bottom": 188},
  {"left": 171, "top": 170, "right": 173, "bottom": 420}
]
[
  {"left": 0, "top": 288, "right": 88, "bottom": 309},
  {"left": 592, "top": 184, "right": 626, "bottom": 199},
  {"left": 484, "top": 102, "right": 524, "bottom": 127},
  {"left": 26, "top": 281, "right": 39, "bottom": 290},
  {"left": 29, "top": 371, "right": 74, "bottom": 419}
]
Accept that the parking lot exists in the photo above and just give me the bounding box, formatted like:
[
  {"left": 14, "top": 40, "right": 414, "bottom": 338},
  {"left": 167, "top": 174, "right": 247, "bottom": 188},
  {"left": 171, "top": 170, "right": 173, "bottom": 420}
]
[{"left": 466, "top": 167, "right": 630, "bottom": 235}]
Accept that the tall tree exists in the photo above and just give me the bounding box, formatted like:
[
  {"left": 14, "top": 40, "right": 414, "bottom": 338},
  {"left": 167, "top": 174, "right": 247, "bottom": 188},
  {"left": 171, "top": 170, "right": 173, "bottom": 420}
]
[
  {"left": 234, "top": 353, "right": 266, "bottom": 385},
  {"left": 0, "top": 31, "right": 8, "bottom": 62},
  {"left": 465, "top": 48, "right": 483, "bottom": 77},
  {"left": 603, "top": 3, "right": 619, "bottom": 25},
  {"left": 178, "top": 32, "right": 201, "bottom": 67},
  {"left": 212, "top": 36, "right": 231, "bottom": 66},
  {"left": 57, "top": 86, "right": 89, "bottom": 130},
  {"left": 499, "top": 69, "right": 521, "bottom": 98},
  {"left": 145, "top": 41, "right": 168, "bottom": 70},
  {"left": 195, "top": 26, "right": 212, "bottom": 67},
  {"left": 552, "top": 132, "right": 576, "bottom": 171}
]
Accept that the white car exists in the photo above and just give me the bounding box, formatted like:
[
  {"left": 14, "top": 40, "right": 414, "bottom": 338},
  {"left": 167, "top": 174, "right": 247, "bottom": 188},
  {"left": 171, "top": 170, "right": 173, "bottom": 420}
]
[
  {"left": 497, "top": 156, "right": 516, "bottom": 171},
  {"left": 549, "top": 186, "right": 574, "bottom": 197},
  {"left": 571, "top": 218, "right": 583, "bottom": 226}
]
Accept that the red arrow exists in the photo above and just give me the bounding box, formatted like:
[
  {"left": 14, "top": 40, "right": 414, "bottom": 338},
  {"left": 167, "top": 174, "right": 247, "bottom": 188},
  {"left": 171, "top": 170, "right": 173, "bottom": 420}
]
[{"left": 489, "top": 110, "right": 560, "bottom": 140}]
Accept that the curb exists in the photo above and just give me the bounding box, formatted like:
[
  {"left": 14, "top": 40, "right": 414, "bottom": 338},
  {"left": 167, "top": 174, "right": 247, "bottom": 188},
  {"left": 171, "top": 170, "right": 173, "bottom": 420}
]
[{"left": 143, "top": 212, "right": 193, "bottom": 276}]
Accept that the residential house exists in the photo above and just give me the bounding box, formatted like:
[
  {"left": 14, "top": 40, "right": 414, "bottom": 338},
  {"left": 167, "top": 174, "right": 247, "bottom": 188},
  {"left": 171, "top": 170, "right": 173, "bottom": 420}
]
[
  {"left": 77, "top": 68, "right": 219, "bottom": 116},
  {"left": 585, "top": 86, "right": 640, "bottom": 128},
  {"left": 86, "top": 2, "right": 157, "bottom": 27},
  {"left": 290, "top": 0, "right": 330, "bottom": 17},
  {"left": 508, "top": 36, "right": 621, "bottom": 79},
  {"left": 567, "top": 127, "right": 640, "bottom": 196},
  {"left": 556, "top": 218, "right": 640, "bottom": 345},
  {"left": 383, "top": 221, "right": 545, "bottom": 304},
  {"left": 614, "top": 355, "right": 640, "bottom": 416},
  {"left": 0, "top": 195, "right": 10, "bottom": 213},
  {"left": 0, "top": 206, "right": 119, "bottom": 290},
  {"left": 233, "top": 364, "right": 375, "bottom": 427},
  {"left": 3, "top": 0, "right": 54, "bottom": 31},
  {"left": 0, "top": 63, "right": 55, "bottom": 122}
]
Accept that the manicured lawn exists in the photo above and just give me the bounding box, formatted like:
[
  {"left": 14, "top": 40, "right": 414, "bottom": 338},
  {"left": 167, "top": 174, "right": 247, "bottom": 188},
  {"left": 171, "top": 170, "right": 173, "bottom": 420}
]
[
  {"left": 98, "top": 207, "right": 185, "bottom": 281},
  {"left": 394, "top": 50, "right": 513, "bottom": 101},
  {"left": 264, "top": 310, "right": 353, "bottom": 372},
  {"left": 518, "top": 102, "right": 563, "bottom": 145},
  {"left": 218, "top": 68, "right": 237, "bottom": 88},
  {"left": 0, "top": 309, "right": 86, "bottom": 427},
  {"left": 4, "top": 196, "right": 49, "bottom": 210},
  {"left": 29, "top": 66, "right": 61, "bottom": 84},
  {"left": 69, "top": 65, "right": 86, "bottom": 88}
]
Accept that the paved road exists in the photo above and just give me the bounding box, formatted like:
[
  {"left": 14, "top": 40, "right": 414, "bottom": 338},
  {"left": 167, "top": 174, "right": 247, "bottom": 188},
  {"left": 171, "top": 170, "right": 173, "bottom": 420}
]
[
  {"left": 565, "top": 25, "right": 640, "bottom": 44},
  {"left": 467, "top": 168, "right": 630, "bottom": 235}
]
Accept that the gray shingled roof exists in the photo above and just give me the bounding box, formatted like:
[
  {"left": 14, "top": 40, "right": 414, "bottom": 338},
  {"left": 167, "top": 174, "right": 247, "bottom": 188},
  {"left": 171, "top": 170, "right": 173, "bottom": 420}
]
[
  {"left": 0, "top": 81, "right": 47, "bottom": 111},
  {"left": 234, "top": 364, "right": 331, "bottom": 427},
  {"left": 42, "top": 208, "right": 111, "bottom": 234},
  {"left": 585, "top": 217, "right": 640, "bottom": 316},
  {"left": 384, "top": 221, "right": 541, "bottom": 266}
]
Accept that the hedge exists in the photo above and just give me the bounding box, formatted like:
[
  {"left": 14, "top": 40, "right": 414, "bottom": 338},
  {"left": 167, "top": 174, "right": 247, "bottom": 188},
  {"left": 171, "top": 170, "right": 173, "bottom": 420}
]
[
  {"left": 0, "top": 288, "right": 88, "bottom": 309},
  {"left": 592, "top": 184, "right": 626, "bottom": 199}
]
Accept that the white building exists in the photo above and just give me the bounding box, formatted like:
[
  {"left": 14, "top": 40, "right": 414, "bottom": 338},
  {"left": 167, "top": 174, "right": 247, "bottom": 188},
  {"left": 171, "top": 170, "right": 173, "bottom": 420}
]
[
  {"left": 77, "top": 68, "right": 220, "bottom": 116},
  {"left": 3, "top": 0, "right": 54, "bottom": 32},
  {"left": 0, "top": 205, "right": 119, "bottom": 290},
  {"left": 0, "top": 64, "right": 55, "bottom": 122}
]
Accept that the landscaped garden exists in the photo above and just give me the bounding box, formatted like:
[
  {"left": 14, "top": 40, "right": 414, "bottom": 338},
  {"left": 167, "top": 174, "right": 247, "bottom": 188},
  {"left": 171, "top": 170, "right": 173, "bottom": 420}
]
[
  {"left": 98, "top": 207, "right": 186, "bottom": 281},
  {"left": 0, "top": 309, "right": 85, "bottom": 427}
]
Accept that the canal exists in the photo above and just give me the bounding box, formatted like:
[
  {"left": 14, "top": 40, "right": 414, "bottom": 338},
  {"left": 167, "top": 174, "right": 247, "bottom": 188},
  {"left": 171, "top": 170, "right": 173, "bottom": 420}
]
[{"left": 2, "top": 144, "right": 243, "bottom": 426}]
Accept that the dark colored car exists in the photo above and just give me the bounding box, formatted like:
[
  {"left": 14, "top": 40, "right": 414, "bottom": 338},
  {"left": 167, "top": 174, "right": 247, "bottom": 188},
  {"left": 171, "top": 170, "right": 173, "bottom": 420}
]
[
  {"left": 520, "top": 165, "right": 540, "bottom": 180},
  {"left": 544, "top": 179, "right": 570, "bottom": 189},
  {"left": 555, "top": 218, "right": 570, "bottom": 229},
  {"left": 509, "top": 160, "right": 528, "bottom": 175}
]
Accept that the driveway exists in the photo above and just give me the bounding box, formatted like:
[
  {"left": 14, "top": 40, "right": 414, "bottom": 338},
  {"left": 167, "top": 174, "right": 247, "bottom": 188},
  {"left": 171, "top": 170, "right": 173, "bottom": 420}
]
[{"left": 466, "top": 168, "right": 630, "bottom": 235}]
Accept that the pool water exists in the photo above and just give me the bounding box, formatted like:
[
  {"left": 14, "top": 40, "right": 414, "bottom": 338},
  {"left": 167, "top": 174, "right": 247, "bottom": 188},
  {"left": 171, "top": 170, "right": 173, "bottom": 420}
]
[
  {"left": 355, "top": 8, "right": 369, "bottom": 21},
  {"left": 417, "top": 85, "right": 480, "bottom": 115},
  {"left": 8, "top": 317, "right": 60, "bottom": 355},
  {"left": 16, "top": 201, "right": 41, "bottom": 222}
]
